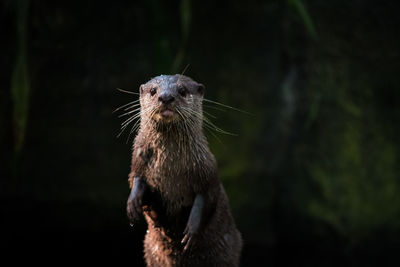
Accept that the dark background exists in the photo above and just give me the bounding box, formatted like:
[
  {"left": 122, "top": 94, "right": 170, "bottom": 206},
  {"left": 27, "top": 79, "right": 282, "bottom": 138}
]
[{"left": 1, "top": 0, "right": 400, "bottom": 266}]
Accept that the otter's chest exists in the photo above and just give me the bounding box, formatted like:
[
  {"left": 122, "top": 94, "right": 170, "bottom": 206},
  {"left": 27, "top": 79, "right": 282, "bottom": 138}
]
[{"left": 144, "top": 146, "right": 204, "bottom": 209}]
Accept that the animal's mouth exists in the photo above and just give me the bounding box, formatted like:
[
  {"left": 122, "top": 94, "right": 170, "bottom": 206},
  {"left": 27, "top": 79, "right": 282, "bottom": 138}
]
[
  {"left": 154, "top": 106, "right": 177, "bottom": 123},
  {"left": 160, "top": 108, "right": 174, "bottom": 118}
]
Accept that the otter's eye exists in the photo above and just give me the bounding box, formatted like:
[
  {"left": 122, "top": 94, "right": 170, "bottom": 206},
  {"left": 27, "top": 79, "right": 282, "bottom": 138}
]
[
  {"left": 150, "top": 87, "right": 157, "bottom": 96},
  {"left": 178, "top": 86, "right": 187, "bottom": 97}
]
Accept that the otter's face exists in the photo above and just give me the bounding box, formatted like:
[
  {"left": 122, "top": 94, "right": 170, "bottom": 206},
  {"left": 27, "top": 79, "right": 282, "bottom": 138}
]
[{"left": 139, "top": 74, "right": 205, "bottom": 125}]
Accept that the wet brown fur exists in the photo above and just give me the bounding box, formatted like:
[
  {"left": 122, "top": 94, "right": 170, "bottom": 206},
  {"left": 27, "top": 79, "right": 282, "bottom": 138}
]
[{"left": 127, "top": 74, "right": 242, "bottom": 266}]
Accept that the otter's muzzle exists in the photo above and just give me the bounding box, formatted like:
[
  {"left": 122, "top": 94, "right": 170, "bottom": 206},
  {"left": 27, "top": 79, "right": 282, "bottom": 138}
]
[{"left": 158, "top": 94, "right": 175, "bottom": 105}]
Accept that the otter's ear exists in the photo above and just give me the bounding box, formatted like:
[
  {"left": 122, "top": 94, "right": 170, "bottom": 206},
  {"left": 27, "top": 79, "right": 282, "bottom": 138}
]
[{"left": 197, "top": 83, "right": 205, "bottom": 95}]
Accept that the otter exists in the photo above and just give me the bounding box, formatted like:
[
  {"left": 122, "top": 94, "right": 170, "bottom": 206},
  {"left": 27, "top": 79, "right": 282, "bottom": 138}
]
[{"left": 125, "top": 74, "right": 242, "bottom": 266}]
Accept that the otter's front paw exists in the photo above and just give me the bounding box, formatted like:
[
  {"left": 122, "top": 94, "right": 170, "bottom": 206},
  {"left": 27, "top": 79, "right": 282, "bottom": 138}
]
[
  {"left": 126, "top": 177, "right": 147, "bottom": 223},
  {"left": 127, "top": 192, "right": 142, "bottom": 223},
  {"left": 181, "top": 225, "right": 197, "bottom": 252},
  {"left": 181, "top": 194, "right": 204, "bottom": 251}
]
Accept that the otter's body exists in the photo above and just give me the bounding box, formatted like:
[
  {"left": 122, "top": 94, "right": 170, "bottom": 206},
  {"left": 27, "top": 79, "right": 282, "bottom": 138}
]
[{"left": 126, "top": 75, "right": 242, "bottom": 266}]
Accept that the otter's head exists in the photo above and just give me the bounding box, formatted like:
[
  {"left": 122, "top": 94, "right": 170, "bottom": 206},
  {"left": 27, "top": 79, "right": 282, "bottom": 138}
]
[{"left": 139, "top": 74, "right": 205, "bottom": 128}]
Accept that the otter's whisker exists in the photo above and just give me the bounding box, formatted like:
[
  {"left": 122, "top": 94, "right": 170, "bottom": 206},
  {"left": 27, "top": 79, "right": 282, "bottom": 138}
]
[
  {"left": 127, "top": 120, "right": 140, "bottom": 143},
  {"left": 203, "top": 98, "right": 252, "bottom": 115},
  {"left": 124, "top": 103, "right": 141, "bottom": 111},
  {"left": 116, "top": 88, "right": 140, "bottom": 95},
  {"left": 204, "top": 117, "right": 238, "bottom": 136},
  {"left": 184, "top": 105, "right": 224, "bottom": 145},
  {"left": 175, "top": 109, "right": 186, "bottom": 153},
  {"left": 113, "top": 99, "right": 140, "bottom": 113},
  {"left": 176, "top": 107, "right": 193, "bottom": 148},
  {"left": 117, "top": 106, "right": 154, "bottom": 139},
  {"left": 203, "top": 110, "right": 217, "bottom": 119},
  {"left": 121, "top": 113, "right": 139, "bottom": 128},
  {"left": 118, "top": 106, "right": 142, "bottom": 118},
  {"left": 182, "top": 106, "right": 238, "bottom": 136},
  {"left": 180, "top": 107, "right": 201, "bottom": 131},
  {"left": 203, "top": 104, "right": 227, "bottom": 113},
  {"left": 204, "top": 125, "right": 224, "bottom": 146}
]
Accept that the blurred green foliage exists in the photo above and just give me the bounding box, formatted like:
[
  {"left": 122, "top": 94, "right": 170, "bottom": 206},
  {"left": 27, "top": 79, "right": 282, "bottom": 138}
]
[
  {"left": 303, "top": 60, "right": 400, "bottom": 243},
  {"left": 11, "top": 0, "right": 30, "bottom": 169},
  {"left": 287, "top": 0, "right": 317, "bottom": 39}
]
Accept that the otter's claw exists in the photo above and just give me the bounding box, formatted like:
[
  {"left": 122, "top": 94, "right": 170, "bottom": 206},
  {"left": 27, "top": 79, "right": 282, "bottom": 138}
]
[{"left": 181, "top": 226, "right": 196, "bottom": 252}]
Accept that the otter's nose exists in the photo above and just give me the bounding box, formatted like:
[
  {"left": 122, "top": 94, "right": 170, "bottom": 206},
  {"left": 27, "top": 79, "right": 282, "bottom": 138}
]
[{"left": 158, "top": 94, "right": 175, "bottom": 105}]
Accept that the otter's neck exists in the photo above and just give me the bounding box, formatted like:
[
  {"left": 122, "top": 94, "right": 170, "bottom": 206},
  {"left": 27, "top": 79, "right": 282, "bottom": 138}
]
[{"left": 139, "top": 118, "right": 209, "bottom": 159}]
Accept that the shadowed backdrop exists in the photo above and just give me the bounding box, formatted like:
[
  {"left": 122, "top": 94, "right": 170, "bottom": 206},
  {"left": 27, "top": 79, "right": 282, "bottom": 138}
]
[{"left": 1, "top": 0, "right": 400, "bottom": 266}]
